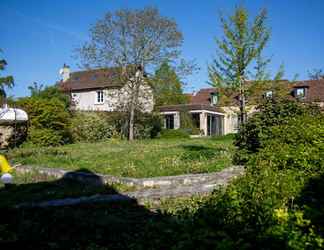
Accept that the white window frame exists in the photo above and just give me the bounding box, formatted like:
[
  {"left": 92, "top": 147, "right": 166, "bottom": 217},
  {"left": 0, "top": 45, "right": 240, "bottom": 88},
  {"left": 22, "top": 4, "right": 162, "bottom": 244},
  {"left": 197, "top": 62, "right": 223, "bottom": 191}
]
[
  {"left": 96, "top": 90, "right": 104, "bottom": 104},
  {"left": 296, "top": 88, "right": 305, "bottom": 98},
  {"left": 265, "top": 90, "right": 273, "bottom": 98}
]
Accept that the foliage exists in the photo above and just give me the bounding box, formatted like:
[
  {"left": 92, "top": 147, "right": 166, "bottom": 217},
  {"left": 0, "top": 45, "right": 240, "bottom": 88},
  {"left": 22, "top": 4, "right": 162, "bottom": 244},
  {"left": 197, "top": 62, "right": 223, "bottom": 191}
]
[
  {"left": 167, "top": 99, "right": 324, "bottom": 249},
  {"left": 152, "top": 61, "right": 188, "bottom": 107},
  {"left": 15, "top": 97, "right": 71, "bottom": 146},
  {"left": 69, "top": 112, "right": 118, "bottom": 143},
  {"left": 208, "top": 6, "right": 270, "bottom": 87},
  {"left": 133, "top": 112, "right": 163, "bottom": 139},
  {"left": 158, "top": 129, "right": 190, "bottom": 139},
  {"left": 28, "top": 82, "right": 70, "bottom": 108},
  {"left": 208, "top": 6, "right": 284, "bottom": 125},
  {"left": 0, "top": 50, "right": 14, "bottom": 99},
  {"left": 234, "top": 98, "right": 322, "bottom": 164}
]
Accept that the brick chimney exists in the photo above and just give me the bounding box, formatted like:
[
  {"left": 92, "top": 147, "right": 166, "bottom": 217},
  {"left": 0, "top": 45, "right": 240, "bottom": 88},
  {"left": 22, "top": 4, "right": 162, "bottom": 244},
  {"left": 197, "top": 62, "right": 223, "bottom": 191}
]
[{"left": 59, "top": 63, "right": 70, "bottom": 82}]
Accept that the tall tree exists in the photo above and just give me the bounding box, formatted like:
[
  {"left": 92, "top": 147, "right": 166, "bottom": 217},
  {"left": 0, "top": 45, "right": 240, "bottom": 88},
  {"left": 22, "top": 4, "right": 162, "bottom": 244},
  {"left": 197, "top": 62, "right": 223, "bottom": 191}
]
[
  {"left": 208, "top": 6, "right": 270, "bottom": 125},
  {"left": 0, "top": 50, "right": 14, "bottom": 102},
  {"left": 152, "top": 61, "right": 188, "bottom": 107},
  {"left": 77, "top": 7, "right": 183, "bottom": 140}
]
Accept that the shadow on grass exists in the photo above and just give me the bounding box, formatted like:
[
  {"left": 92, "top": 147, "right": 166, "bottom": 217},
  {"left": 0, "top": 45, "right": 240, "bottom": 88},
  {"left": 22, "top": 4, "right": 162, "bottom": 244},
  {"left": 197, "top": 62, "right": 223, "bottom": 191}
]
[{"left": 0, "top": 169, "right": 178, "bottom": 249}]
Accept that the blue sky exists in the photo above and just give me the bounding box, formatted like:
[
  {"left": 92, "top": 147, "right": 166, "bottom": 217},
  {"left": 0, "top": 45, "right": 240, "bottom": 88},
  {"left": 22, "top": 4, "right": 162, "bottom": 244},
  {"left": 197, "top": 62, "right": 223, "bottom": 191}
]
[{"left": 1, "top": 0, "right": 323, "bottom": 97}]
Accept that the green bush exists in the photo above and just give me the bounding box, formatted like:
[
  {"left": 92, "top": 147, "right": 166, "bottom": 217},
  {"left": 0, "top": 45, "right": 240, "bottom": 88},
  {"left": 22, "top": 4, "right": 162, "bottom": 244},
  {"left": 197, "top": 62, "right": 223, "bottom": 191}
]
[
  {"left": 134, "top": 112, "right": 163, "bottom": 139},
  {"left": 69, "top": 112, "right": 118, "bottom": 142},
  {"left": 234, "top": 98, "right": 322, "bottom": 164},
  {"left": 15, "top": 97, "right": 71, "bottom": 146},
  {"left": 158, "top": 129, "right": 190, "bottom": 139},
  {"left": 27, "top": 127, "right": 64, "bottom": 147}
]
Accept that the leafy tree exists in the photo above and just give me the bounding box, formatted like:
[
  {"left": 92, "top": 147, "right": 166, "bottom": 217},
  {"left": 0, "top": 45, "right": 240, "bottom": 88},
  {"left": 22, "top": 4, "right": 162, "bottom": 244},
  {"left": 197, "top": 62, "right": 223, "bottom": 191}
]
[
  {"left": 28, "top": 82, "right": 70, "bottom": 108},
  {"left": 0, "top": 50, "right": 14, "bottom": 101},
  {"left": 208, "top": 6, "right": 271, "bottom": 125},
  {"left": 152, "top": 61, "right": 188, "bottom": 107},
  {"left": 77, "top": 7, "right": 185, "bottom": 140}
]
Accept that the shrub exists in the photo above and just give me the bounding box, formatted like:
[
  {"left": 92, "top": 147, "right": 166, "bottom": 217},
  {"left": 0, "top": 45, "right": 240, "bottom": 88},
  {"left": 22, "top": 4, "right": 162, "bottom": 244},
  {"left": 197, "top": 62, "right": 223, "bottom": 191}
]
[
  {"left": 27, "top": 127, "right": 64, "bottom": 147},
  {"left": 15, "top": 97, "right": 71, "bottom": 146},
  {"left": 69, "top": 112, "right": 118, "bottom": 143},
  {"left": 134, "top": 112, "right": 163, "bottom": 139},
  {"left": 234, "top": 98, "right": 322, "bottom": 164},
  {"left": 158, "top": 129, "right": 190, "bottom": 139}
]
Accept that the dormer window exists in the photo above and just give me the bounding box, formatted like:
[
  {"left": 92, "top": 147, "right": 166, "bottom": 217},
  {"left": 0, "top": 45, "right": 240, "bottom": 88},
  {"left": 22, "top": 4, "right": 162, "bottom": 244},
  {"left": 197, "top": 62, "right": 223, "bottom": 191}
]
[
  {"left": 96, "top": 90, "right": 104, "bottom": 104},
  {"left": 265, "top": 90, "right": 273, "bottom": 98},
  {"left": 296, "top": 87, "right": 306, "bottom": 98},
  {"left": 210, "top": 93, "right": 218, "bottom": 105}
]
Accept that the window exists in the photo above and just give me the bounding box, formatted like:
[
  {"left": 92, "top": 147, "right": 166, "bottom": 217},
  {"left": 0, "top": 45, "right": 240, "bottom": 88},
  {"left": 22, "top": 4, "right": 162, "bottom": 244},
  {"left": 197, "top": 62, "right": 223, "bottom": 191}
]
[
  {"left": 165, "top": 114, "right": 174, "bottom": 129},
  {"left": 96, "top": 90, "right": 104, "bottom": 104},
  {"left": 210, "top": 93, "right": 218, "bottom": 105},
  {"left": 296, "top": 88, "right": 306, "bottom": 98},
  {"left": 265, "top": 90, "right": 273, "bottom": 98}
]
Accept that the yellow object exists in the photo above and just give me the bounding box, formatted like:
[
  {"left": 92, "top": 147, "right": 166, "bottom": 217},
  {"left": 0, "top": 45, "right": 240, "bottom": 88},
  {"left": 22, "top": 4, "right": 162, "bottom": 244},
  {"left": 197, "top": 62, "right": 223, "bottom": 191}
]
[{"left": 0, "top": 155, "right": 13, "bottom": 173}]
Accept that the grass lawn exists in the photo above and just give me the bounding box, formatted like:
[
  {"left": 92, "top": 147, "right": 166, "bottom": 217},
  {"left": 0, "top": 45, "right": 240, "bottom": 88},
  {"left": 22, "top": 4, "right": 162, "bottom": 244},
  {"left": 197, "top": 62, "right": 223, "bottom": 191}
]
[{"left": 7, "top": 135, "right": 234, "bottom": 178}]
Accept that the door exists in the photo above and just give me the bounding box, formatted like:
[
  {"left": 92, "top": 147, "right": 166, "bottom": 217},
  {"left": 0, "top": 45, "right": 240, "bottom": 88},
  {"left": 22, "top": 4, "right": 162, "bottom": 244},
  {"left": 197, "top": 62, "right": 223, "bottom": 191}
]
[{"left": 207, "top": 114, "right": 224, "bottom": 136}]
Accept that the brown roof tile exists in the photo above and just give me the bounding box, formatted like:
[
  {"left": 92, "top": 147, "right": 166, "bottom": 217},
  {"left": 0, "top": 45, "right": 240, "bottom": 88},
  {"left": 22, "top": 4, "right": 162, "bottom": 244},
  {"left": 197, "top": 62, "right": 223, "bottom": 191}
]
[
  {"left": 61, "top": 67, "right": 124, "bottom": 91},
  {"left": 291, "top": 79, "right": 324, "bottom": 102}
]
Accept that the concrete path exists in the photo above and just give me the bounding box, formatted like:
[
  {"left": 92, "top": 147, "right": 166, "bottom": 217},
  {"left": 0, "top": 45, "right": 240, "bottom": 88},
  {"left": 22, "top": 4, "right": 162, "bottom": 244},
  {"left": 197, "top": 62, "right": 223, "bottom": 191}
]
[{"left": 15, "top": 166, "right": 244, "bottom": 208}]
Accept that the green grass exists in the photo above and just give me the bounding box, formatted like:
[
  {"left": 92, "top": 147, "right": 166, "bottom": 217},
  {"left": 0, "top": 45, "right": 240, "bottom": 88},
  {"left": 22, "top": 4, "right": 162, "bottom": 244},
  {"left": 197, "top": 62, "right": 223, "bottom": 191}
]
[{"left": 7, "top": 136, "right": 234, "bottom": 178}]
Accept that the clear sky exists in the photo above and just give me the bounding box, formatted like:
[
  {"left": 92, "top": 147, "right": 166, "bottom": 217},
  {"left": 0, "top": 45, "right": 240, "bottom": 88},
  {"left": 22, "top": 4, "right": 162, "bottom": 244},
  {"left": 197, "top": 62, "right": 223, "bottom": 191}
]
[{"left": 1, "top": 0, "right": 323, "bottom": 97}]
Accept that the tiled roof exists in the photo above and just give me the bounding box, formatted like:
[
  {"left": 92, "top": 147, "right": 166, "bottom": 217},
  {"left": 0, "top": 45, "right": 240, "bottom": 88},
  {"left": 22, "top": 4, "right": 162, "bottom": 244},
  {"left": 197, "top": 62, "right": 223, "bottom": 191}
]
[
  {"left": 186, "top": 79, "right": 324, "bottom": 106},
  {"left": 291, "top": 79, "right": 324, "bottom": 102},
  {"left": 60, "top": 67, "right": 125, "bottom": 91}
]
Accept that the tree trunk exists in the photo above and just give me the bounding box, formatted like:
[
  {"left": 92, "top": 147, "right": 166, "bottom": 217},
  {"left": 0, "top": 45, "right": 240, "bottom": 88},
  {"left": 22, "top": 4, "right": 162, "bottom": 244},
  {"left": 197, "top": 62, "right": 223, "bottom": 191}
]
[
  {"left": 128, "top": 102, "right": 135, "bottom": 141},
  {"left": 239, "top": 93, "right": 246, "bottom": 126},
  {"left": 239, "top": 77, "right": 247, "bottom": 128}
]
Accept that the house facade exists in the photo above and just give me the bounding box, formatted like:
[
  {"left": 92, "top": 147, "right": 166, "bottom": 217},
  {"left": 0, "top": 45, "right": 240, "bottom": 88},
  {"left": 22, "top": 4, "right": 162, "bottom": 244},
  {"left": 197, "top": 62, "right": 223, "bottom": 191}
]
[
  {"left": 59, "top": 64, "right": 324, "bottom": 137},
  {"left": 60, "top": 65, "right": 154, "bottom": 113},
  {"left": 159, "top": 79, "right": 324, "bottom": 136}
]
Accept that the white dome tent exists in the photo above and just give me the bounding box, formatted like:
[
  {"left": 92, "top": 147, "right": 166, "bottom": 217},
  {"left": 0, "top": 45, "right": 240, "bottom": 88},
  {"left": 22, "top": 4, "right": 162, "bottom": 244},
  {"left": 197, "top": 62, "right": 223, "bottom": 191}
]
[
  {"left": 0, "top": 105, "right": 28, "bottom": 149},
  {"left": 0, "top": 106, "right": 28, "bottom": 124}
]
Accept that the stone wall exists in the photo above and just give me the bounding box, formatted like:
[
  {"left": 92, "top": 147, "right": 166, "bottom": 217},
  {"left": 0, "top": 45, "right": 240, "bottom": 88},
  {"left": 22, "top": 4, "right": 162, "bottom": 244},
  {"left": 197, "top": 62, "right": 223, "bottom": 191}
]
[{"left": 0, "top": 124, "right": 28, "bottom": 149}]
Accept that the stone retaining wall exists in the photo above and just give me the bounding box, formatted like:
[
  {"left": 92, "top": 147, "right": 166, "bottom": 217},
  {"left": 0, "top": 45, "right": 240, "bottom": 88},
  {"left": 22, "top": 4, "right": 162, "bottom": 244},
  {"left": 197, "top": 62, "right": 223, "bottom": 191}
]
[{"left": 15, "top": 165, "right": 244, "bottom": 188}]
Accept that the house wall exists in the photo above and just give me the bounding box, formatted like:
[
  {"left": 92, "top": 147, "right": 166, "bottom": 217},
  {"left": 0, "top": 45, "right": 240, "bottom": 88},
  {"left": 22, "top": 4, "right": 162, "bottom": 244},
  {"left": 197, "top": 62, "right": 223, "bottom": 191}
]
[
  {"left": 71, "top": 84, "right": 154, "bottom": 113},
  {"left": 221, "top": 106, "right": 257, "bottom": 134}
]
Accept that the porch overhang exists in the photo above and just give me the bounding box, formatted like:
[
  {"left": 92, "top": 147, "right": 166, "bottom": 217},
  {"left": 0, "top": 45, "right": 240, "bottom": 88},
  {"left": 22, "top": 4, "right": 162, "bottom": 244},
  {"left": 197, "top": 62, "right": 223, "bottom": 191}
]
[{"left": 158, "top": 104, "right": 225, "bottom": 115}]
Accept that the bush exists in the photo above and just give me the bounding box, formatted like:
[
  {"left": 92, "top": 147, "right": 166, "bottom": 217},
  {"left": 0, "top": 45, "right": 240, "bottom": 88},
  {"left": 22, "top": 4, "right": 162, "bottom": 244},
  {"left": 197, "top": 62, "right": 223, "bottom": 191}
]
[
  {"left": 165, "top": 99, "right": 324, "bottom": 249},
  {"left": 158, "top": 129, "right": 190, "bottom": 139},
  {"left": 69, "top": 112, "right": 118, "bottom": 143},
  {"left": 27, "top": 127, "right": 64, "bottom": 147},
  {"left": 15, "top": 97, "right": 71, "bottom": 146},
  {"left": 234, "top": 98, "right": 322, "bottom": 164},
  {"left": 134, "top": 112, "right": 163, "bottom": 139}
]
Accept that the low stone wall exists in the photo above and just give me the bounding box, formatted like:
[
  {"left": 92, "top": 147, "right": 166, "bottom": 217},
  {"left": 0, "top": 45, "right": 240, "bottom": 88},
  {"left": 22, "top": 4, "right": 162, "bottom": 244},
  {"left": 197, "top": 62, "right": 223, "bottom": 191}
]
[{"left": 15, "top": 165, "right": 244, "bottom": 188}]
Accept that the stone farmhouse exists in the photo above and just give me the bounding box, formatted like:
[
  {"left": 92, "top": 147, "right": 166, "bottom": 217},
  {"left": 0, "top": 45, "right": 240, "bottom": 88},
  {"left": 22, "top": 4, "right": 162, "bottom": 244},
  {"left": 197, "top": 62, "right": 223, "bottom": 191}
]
[
  {"left": 60, "top": 64, "right": 154, "bottom": 113},
  {"left": 59, "top": 65, "right": 324, "bottom": 137}
]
